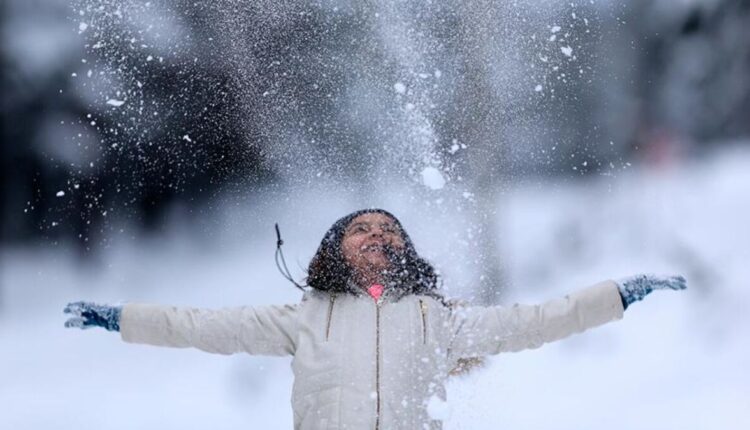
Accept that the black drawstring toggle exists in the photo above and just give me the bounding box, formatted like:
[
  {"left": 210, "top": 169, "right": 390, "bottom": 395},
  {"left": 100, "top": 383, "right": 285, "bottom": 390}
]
[
  {"left": 275, "top": 224, "right": 284, "bottom": 247},
  {"left": 274, "top": 223, "right": 306, "bottom": 292}
]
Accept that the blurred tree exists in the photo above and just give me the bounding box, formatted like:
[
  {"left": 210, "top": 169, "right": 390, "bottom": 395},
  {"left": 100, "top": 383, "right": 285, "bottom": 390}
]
[
  {"left": 1, "top": 0, "right": 271, "bottom": 251},
  {"left": 606, "top": 0, "right": 750, "bottom": 156}
]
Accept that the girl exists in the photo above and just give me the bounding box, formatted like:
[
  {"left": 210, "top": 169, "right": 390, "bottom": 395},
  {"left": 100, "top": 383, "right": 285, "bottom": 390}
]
[{"left": 64, "top": 208, "right": 686, "bottom": 430}]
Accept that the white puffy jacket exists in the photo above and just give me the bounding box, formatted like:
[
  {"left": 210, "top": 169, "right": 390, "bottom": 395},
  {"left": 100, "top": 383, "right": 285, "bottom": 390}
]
[{"left": 120, "top": 280, "right": 624, "bottom": 429}]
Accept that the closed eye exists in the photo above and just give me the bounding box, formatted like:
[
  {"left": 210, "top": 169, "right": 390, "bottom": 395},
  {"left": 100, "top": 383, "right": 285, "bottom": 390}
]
[
  {"left": 381, "top": 224, "right": 398, "bottom": 233},
  {"left": 348, "top": 223, "right": 369, "bottom": 233}
]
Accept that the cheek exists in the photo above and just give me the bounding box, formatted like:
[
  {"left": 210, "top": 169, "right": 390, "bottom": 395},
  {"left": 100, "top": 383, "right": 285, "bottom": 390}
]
[
  {"left": 341, "top": 239, "right": 360, "bottom": 262},
  {"left": 391, "top": 236, "right": 406, "bottom": 248}
]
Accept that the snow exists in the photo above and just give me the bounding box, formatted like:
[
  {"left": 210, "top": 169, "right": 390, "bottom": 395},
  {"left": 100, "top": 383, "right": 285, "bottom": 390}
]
[
  {"left": 106, "top": 99, "right": 125, "bottom": 107},
  {"left": 420, "top": 166, "right": 446, "bottom": 190},
  {"left": 4, "top": 0, "right": 750, "bottom": 424},
  {"left": 37, "top": 0, "right": 600, "bottom": 198},
  {"left": 2, "top": 147, "right": 748, "bottom": 429},
  {"left": 426, "top": 394, "right": 452, "bottom": 421}
]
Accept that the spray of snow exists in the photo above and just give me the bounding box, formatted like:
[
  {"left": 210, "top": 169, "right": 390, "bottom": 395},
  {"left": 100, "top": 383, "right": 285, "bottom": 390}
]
[{"left": 421, "top": 167, "right": 446, "bottom": 190}]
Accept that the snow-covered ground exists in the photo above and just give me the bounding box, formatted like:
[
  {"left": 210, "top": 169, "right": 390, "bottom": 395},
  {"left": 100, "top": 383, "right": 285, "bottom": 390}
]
[{"left": 1, "top": 146, "right": 748, "bottom": 429}]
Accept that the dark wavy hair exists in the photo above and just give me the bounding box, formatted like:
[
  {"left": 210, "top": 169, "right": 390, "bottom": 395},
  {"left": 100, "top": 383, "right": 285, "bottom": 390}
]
[{"left": 305, "top": 208, "right": 445, "bottom": 302}]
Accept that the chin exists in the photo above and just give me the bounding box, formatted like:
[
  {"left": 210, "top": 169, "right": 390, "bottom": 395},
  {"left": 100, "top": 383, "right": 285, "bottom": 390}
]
[{"left": 364, "top": 260, "right": 391, "bottom": 271}]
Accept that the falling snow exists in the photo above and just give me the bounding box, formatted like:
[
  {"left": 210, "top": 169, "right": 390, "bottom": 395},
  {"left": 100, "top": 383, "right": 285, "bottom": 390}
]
[{"left": 420, "top": 167, "right": 446, "bottom": 190}]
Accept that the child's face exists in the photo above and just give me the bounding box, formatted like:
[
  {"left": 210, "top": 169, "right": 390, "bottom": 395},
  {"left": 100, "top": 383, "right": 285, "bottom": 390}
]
[{"left": 341, "top": 212, "right": 406, "bottom": 276}]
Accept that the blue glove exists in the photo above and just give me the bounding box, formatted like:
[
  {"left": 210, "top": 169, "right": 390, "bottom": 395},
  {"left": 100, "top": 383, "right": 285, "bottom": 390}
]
[
  {"left": 616, "top": 274, "right": 687, "bottom": 310},
  {"left": 64, "top": 301, "right": 122, "bottom": 332}
]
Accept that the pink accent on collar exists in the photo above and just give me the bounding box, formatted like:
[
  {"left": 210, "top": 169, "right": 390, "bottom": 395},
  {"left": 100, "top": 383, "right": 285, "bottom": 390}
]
[{"left": 367, "top": 284, "right": 384, "bottom": 301}]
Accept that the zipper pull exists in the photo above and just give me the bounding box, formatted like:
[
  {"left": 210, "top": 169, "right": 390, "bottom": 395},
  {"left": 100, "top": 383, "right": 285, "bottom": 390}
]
[{"left": 325, "top": 294, "right": 336, "bottom": 341}]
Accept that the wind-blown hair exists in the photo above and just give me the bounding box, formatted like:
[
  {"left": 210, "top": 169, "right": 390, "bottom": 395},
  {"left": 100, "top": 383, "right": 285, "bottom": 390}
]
[{"left": 305, "top": 208, "right": 444, "bottom": 302}]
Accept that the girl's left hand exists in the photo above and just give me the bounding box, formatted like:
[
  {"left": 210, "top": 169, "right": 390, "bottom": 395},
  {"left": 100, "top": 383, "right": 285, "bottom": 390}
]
[{"left": 616, "top": 274, "right": 687, "bottom": 310}]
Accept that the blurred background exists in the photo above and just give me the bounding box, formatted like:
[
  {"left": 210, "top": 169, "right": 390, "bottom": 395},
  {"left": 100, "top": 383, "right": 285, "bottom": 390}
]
[{"left": 1, "top": 0, "right": 748, "bottom": 428}]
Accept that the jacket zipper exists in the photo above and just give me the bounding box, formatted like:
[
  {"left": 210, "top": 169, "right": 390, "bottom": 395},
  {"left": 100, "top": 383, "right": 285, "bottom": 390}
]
[
  {"left": 374, "top": 298, "right": 382, "bottom": 430},
  {"left": 418, "top": 299, "right": 428, "bottom": 344},
  {"left": 325, "top": 294, "right": 336, "bottom": 341}
]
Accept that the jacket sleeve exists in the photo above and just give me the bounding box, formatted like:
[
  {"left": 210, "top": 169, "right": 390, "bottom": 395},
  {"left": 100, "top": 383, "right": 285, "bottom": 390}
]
[
  {"left": 447, "top": 280, "right": 624, "bottom": 358},
  {"left": 119, "top": 302, "right": 299, "bottom": 356}
]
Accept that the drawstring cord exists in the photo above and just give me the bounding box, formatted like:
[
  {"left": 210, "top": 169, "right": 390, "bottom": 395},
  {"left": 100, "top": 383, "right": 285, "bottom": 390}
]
[{"left": 275, "top": 223, "right": 307, "bottom": 291}]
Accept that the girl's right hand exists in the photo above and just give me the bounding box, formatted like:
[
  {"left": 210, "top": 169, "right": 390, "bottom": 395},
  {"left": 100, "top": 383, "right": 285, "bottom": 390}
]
[{"left": 64, "top": 301, "right": 122, "bottom": 332}]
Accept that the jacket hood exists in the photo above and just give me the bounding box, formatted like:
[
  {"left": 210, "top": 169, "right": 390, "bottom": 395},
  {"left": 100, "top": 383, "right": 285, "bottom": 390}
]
[
  {"left": 320, "top": 208, "right": 417, "bottom": 257},
  {"left": 306, "top": 208, "right": 442, "bottom": 300}
]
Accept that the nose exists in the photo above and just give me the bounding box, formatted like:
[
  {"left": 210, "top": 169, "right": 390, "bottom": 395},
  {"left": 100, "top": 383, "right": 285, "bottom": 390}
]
[{"left": 370, "top": 228, "right": 384, "bottom": 238}]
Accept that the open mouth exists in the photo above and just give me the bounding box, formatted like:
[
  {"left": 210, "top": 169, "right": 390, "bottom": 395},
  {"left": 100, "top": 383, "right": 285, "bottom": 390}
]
[{"left": 362, "top": 243, "right": 387, "bottom": 253}]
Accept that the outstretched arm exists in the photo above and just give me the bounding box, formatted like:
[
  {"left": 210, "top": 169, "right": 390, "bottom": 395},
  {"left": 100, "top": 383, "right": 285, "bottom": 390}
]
[
  {"left": 448, "top": 275, "right": 686, "bottom": 359},
  {"left": 64, "top": 301, "right": 300, "bottom": 356}
]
